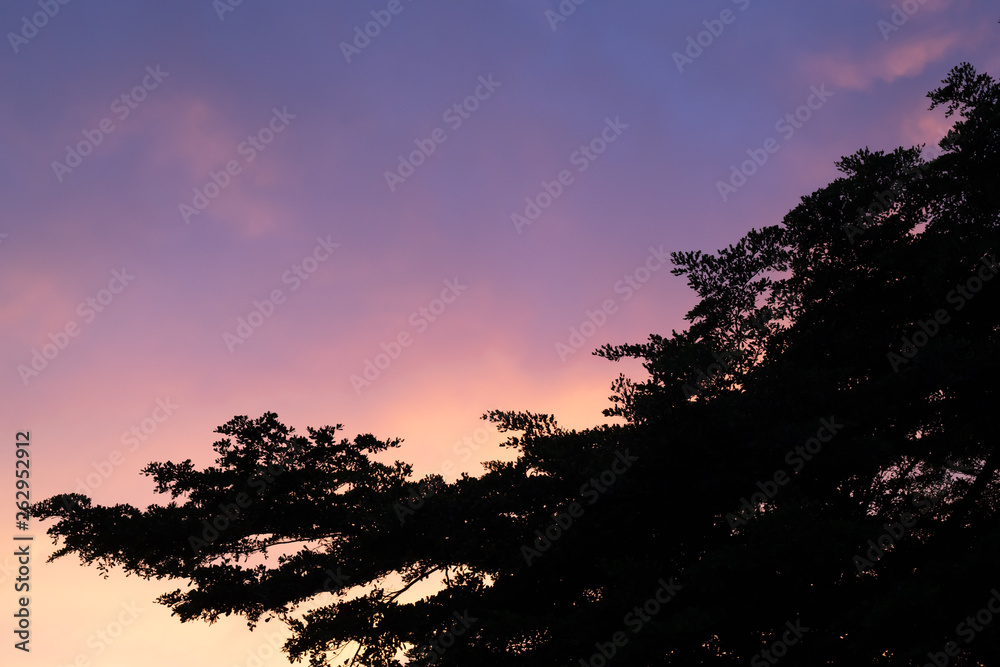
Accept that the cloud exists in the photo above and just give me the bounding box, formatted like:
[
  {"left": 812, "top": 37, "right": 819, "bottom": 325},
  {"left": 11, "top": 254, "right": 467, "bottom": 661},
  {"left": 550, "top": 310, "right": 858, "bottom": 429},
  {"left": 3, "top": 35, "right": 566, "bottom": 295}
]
[
  {"left": 140, "top": 97, "right": 299, "bottom": 237},
  {"left": 0, "top": 272, "right": 74, "bottom": 336},
  {"left": 899, "top": 101, "right": 954, "bottom": 153},
  {"left": 804, "top": 32, "right": 961, "bottom": 91}
]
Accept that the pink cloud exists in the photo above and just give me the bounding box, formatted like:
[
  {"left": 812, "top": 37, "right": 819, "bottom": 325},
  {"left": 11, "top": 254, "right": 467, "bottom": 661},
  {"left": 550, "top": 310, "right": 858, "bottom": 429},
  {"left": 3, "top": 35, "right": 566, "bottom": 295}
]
[
  {"left": 900, "top": 102, "right": 954, "bottom": 153},
  {"left": 0, "top": 272, "right": 78, "bottom": 337},
  {"left": 135, "top": 97, "right": 305, "bottom": 237},
  {"left": 804, "top": 32, "right": 961, "bottom": 91}
]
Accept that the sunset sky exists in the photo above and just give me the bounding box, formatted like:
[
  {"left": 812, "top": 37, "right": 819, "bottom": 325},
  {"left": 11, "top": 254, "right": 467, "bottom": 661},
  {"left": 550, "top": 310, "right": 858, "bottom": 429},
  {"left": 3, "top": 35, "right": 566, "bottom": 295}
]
[{"left": 2, "top": 1, "right": 997, "bottom": 665}]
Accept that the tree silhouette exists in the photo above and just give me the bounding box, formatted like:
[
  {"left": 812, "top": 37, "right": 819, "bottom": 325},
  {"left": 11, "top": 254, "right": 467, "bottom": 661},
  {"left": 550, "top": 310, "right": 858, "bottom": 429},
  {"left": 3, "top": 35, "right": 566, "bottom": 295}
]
[{"left": 34, "top": 62, "right": 1000, "bottom": 666}]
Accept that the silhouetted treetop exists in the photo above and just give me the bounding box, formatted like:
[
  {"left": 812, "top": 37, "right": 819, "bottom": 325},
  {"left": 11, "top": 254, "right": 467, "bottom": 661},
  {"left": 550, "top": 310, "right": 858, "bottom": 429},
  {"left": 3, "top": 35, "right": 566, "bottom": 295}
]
[{"left": 35, "top": 62, "right": 1000, "bottom": 666}]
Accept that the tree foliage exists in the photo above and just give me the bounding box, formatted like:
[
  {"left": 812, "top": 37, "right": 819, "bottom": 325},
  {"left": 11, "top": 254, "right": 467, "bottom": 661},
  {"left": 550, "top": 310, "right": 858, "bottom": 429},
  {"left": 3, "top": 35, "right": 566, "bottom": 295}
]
[{"left": 34, "top": 62, "right": 1000, "bottom": 665}]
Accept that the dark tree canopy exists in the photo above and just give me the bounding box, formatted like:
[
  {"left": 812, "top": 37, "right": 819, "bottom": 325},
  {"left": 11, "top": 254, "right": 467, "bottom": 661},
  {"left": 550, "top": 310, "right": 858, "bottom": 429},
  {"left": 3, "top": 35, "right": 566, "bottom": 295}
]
[{"left": 35, "top": 62, "right": 1000, "bottom": 666}]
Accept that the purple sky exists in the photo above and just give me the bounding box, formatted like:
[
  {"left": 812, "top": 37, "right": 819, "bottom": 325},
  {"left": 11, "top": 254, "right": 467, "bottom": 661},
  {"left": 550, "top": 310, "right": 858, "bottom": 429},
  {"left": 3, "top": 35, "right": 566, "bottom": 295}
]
[{"left": 2, "top": 1, "right": 997, "bottom": 665}]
